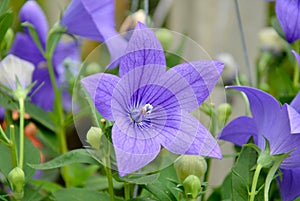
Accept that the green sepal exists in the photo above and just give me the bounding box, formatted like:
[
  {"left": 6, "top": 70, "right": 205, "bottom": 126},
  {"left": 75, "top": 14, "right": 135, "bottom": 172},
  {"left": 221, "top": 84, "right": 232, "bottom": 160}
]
[
  {"left": 45, "top": 23, "right": 66, "bottom": 59},
  {"left": 21, "top": 22, "right": 45, "bottom": 55}
]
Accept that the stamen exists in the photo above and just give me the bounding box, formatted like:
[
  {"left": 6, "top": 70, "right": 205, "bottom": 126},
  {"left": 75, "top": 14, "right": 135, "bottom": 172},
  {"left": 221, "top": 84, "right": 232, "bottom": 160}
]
[{"left": 141, "top": 103, "right": 153, "bottom": 114}]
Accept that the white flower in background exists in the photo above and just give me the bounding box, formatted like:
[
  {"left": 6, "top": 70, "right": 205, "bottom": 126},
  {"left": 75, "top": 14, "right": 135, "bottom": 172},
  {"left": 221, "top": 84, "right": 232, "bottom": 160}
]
[
  {"left": 259, "top": 27, "right": 285, "bottom": 54},
  {"left": 0, "top": 54, "right": 34, "bottom": 91}
]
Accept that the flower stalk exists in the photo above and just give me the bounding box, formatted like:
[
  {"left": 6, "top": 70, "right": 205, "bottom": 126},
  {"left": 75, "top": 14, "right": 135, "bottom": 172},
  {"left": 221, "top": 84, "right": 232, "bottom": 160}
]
[
  {"left": 18, "top": 98, "right": 25, "bottom": 170},
  {"left": 293, "top": 42, "right": 299, "bottom": 88},
  {"left": 249, "top": 164, "right": 262, "bottom": 201}
]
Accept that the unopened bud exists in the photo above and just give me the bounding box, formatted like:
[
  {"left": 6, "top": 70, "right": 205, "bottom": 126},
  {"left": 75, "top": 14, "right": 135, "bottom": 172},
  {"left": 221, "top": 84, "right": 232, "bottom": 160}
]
[
  {"left": 182, "top": 175, "right": 201, "bottom": 199},
  {"left": 217, "top": 103, "right": 232, "bottom": 128},
  {"left": 8, "top": 167, "right": 25, "bottom": 200},
  {"left": 86, "top": 127, "right": 103, "bottom": 150},
  {"left": 259, "top": 27, "right": 285, "bottom": 54},
  {"left": 174, "top": 155, "right": 207, "bottom": 182}
]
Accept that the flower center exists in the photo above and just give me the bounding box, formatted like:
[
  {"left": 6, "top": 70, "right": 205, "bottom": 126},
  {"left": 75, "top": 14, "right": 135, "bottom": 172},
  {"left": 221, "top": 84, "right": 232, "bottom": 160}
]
[{"left": 130, "top": 103, "right": 153, "bottom": 124}]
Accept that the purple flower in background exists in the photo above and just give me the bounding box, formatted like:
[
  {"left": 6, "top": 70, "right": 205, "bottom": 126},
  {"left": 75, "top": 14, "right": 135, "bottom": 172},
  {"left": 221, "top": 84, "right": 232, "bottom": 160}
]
[
  {"left": 82, "top": 22, "right": 223, "bottom": 176},
  {"left": 276, "top": 0, "right": 300, "bottom": 43},
  {"left": 0, "top": 107, "right": 5, "bottom": 122},
  {"left": 10, "top": 0, "right": 79, "bottom": 111},
  {"left": 61, "top": 0, "right": 127, "bottom": 68},
  {"left": 219, "top": 86, "right": 300, "bottom": 201}
]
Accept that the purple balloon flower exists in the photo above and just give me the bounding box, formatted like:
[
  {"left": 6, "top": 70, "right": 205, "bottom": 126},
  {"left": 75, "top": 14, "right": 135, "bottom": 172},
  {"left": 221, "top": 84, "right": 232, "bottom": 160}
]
[
  {"left": 10, "top": 0, "right": 79, "bottom": 111},
  {"left": 60, "top": 0, "right": 127, "bottom": 68},
  {"left": 219, "top": 86, "right": 300, "bottom": 201},
  {"left": 82, "top": 22, "right": 223, "bottom": 176},
  {"left": 276, "top": 0, "right": 300, "bottom": 43}
]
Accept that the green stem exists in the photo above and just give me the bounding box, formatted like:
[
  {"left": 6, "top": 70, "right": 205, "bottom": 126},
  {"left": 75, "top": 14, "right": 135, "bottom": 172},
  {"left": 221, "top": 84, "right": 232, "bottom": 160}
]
[
  {"left": 105, "top": 144, "right": 115, "bottom": 201},
  {"left": 124, "top": 182, "right": 131, "bottom": 200},
  {"left": 45, "top": 52, "right": 69, "bottom": 187},
  {"left": 0, "top": 123, "right": 10, "bottom": 146},
  {"left": 18, "top": 98, "right": 25, "bottom": 170},
  {"left": 249, "top": 164, "right": 263, "bottom": 201},
  {"left": 9, "top": 125, "right": 17, "bottom": 168}
]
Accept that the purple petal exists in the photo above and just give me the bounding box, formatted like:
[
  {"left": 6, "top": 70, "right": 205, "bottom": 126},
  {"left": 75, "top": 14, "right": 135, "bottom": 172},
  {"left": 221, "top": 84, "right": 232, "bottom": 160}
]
[
  {"left": 269, "top": 105, "right": 300, "bottom": 168},
  {"left": 61, "top": 0, "right": 127, "bottom": 67},
  {"left": 218, "top": 116, "right": 258, "bottom": 147},
  {"left": 112, "top": 124, "right": 161, "bottom": 176},
  {"left": 227, "top": 86, "right": 281, "bottom": 147},
  {"left": 61, "top": 0, "right": 115, "bottom": 42},
  {"left": 119, "top": 22, "right": 166, "bottom": 77},
  {"left": 30, "top": 70, "right": 54, "bottom": 111},
  {"left": 19, "top": 0, "right": 48, "bottom": 43},
  {"left": 10, "top": 33, "right": 44, "bottom": 67},
  {"left": 278, "top": 168, "right": 300, "bottom": 201},
  {"left": 159, "top": 111, "right": 222, "bottom": 159},
  {"left": 285, "top": 104, "right": 300, "bottom": 134},
  {"left": 82, "top": 73, "right": 120, "bottom": 121},
  {"left": 276, "top": 0, "right": 300, "bottom": 43},
  {"left": 291, "top": 92, "right": 300, "bottom": 113},
  {"left": 0, "top": 107, "right": 4, "bottom": 121},
  {"left": 169, "top": 61, "right": 224, "bottom": 110}
]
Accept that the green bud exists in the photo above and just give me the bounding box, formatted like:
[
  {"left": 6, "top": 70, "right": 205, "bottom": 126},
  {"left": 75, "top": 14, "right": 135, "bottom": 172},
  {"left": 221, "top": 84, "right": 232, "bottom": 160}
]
[
  {"left": 8, "top": 167, "right": 25, "bottom": 200},
  {"left": 216, "top": 103, "right": 232, "bottom": 127},
  {"left": 156, "top": 29, "right": 173, "bottom": 50},
  {"left": 182, "top": 175, "right": 201, "bottom": 199},
  {"left": 174, "top": 155, "right": 207, "bottom": 182},
  {"left": 1, "top": 28, "right": 14, "bottom": 50},
  {"left": 86, "top": 127, "right": 103, "bottom": 150}
]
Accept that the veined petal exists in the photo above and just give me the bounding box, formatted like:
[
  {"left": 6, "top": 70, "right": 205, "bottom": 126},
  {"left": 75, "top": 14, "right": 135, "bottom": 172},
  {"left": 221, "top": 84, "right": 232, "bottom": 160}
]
[
  {"left": 170, "top": 60, "right": 224, "bottom": 110},
  {"left": 278, "top": 168, "right": 300, "bottom": 201},
  {"left": 285, "top": 104, "right": 300, "bottom": 134},
  {"left": 218, "top": 116, "right": 258, "bottom": 147},
  {"left": 119, "top": 22, "right": 166, "bottom": 77},
  {"left": 159, "top": 111, "right": 222, "bottom": 159},
  {"left": 82, "top": 73, "right": 120, "bottom": 121},
  {"left": 276, "top": 0, "right": 300, "bottom": 43},
  {"left": 19, "top": 0, "right": 48, "bottom": 43},
  {"left": 291, "top": 92, "right": 300, "bottom": 113},
  {"left": 112, "top": 124, "right": 161, "bottom": 176}
]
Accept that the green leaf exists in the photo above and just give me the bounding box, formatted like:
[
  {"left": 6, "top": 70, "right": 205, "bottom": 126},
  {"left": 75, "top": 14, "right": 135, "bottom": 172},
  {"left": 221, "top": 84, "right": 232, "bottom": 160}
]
[
  {"left": 0, "top": 0, "right": 9, "bottom": 15},
  {"left": 0, "top": 12, "right": 13, "bottom": 44},
  {"left": 142, "top": 180, "right": 177, "bottom": 201},
  {"left": 264, "top": 152, "right": 290, "bottom": 201},
  {"left": 30, "top": 179, "right": 63, "bottom": 193},
  {"left": 0, "top": 135, "right": 40, "bottom": 182},
  {"left": 29, "top": 149, "right": 100, "bottom": 170},
  {"left": 230, "top": 145, "right": 263, "bottom": 201},
  {"left": 25, "top": 101, "right": 56, "bottom": 132},
  {"left": 52, "top": 188, "right": 123, "bottom": 201},
  {"left": 85, "top": 175, "right": 123, "bottom": 191},
  {"left": 220, "top": 174, "right": 232, "bottom": 201},
  {"left": 128, "top": 198, "right": 158, "bottom": 201}
]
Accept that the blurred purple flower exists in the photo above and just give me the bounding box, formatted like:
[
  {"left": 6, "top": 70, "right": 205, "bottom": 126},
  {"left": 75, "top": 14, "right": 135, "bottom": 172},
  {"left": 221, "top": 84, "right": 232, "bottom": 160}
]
[
  {"left": 82, "top": 22, "right": 223, "bottom": 176},
  {"left": 60, "top": 0, "right": 127, "bottom": 68},
  {"left": 10, "top": 0, "right": 79, "bottom": 111},
  {"left": 276, "top": 0, "right": 300, "bottom": 43},
  {"left": 219, "top": 86, "right": 300, "bottom": 201},
  {"left": 0, "top": 107, "right": 4, "bottom": 122}
]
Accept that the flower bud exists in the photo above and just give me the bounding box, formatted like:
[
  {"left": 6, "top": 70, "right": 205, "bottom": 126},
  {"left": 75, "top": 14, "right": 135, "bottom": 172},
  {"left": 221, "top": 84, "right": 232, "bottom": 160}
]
[
  {"left": 155, "top": 29, "right": 173, "bottom": 50},
  {"left": 174, "top": 155, "right": 207, "bottom": 182},
  {"left": 258, "top": 27, "right": 285, "bottom": 54},
  {"left": 8, "top": 167, "right": 25, "bottom": 200},
  {"left": 216, "top": 103, "right": 232, "bottom": 128},
  {"left": 182, "top": 175, "right": 201, "bottom": 199},
  {"left": 86, "top": 127, "right": 103, "bottom": 150},
  {"left": 215, "top": 53, "right": 238, "bottom": 85}
]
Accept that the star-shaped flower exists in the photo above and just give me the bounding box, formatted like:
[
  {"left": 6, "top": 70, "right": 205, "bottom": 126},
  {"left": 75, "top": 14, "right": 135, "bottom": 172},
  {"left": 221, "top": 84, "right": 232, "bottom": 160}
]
[
  {"left": 10, "top": 0, "right": 79, "bottom": 111},
  {"left": 82, "top": 22, "right": 223, "bottom": 176},
  {"left": 276, "top": 0, "right": 300, "bottom": 43},
  {"left": 219, "top": 86, "right": 300, "bottom": 201},
  {"left": 60, "top": 0, "right": 127, "bottom": 68}
]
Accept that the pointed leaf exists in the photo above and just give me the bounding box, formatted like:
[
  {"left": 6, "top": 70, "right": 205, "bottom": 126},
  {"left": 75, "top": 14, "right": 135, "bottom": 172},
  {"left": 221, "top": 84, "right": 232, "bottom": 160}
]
[
  {"left": 29, "top": 149, "right": 99, "bottom": 170},
  {"left": 142, "top": 180, "right": 177, "bottom": 201}
]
